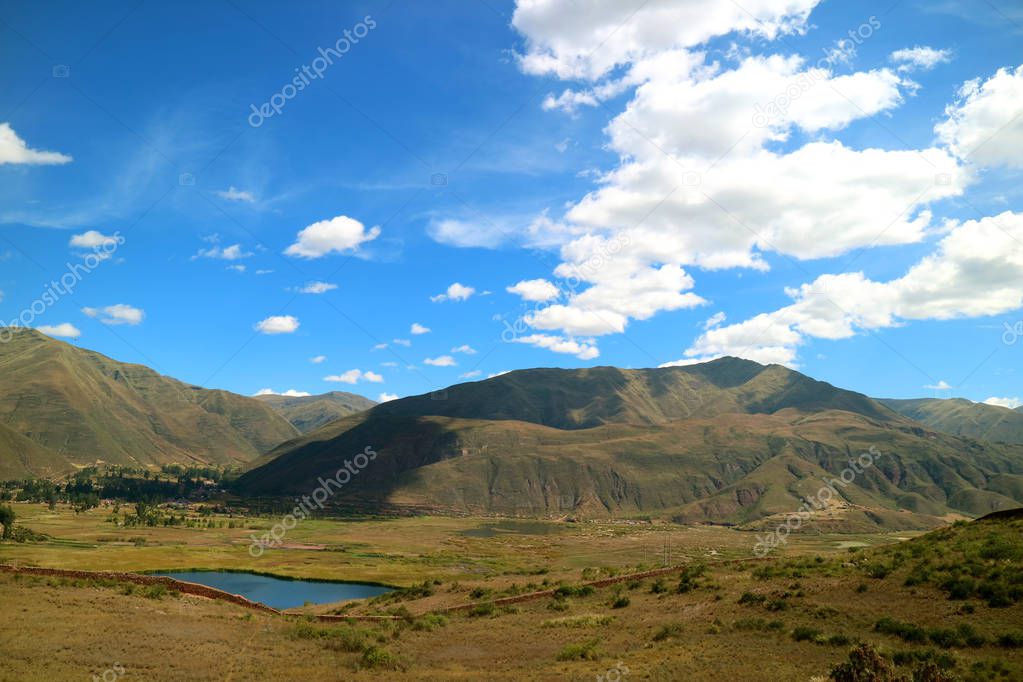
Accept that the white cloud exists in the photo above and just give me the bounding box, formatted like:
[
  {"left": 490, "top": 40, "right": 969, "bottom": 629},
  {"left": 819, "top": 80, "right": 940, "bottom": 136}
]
[
  {"left": 984, "top": 397, "right": 1022, "bottom": 409},
  {"left": 255, "top": 388, "right": 311, "bottom": 397},
  {"left": 511, "top": 0, "right": 818, "bottom": 80},
  {"left": 460, "top": 370, "right": 483, "bottom": 379},
  {"left": 299, "top": 281, "right": 338, "bottom": 294},
  {"left": 284, "top": 215, "right": 380, "bottom": 258},
  {"left": 410, "top": 323, "right": 430, "bottom": 335},
  {"left": 936, "top": 65, "right": 1023, "bottom": 167},
  {"left": 424, "top": 355, "right": 457, "bottom": 367},
  {"left": 430, "top": 282, "right": 476, "bottom": 302},
  {"left": 703, "top": 311, "right": 726, "bottom": 330},
  {"left": 0, "top": 123, "right": 72, "bottom": 165},
  {"left": 194, "top": 244, "right": 252, "bottom": 261},
  {"left": 310, "top": 355, "right": 327, "bottom": 364},
  {"left": 889, "top": 46, "right": 952, "bottom": 73},
  {"left": 255, "top": 315, "right": 299, "bottom": 334},
  {"left": 82, "top": 304, "right": 144, "bottom": 326},
  {"left": 393, "top": 338, "right": 411, "bottom": 347},
  {"left": 216, "top": 186, "right": 256, "bottom": 202},
  {"left": 378, "top": 392, "right": 399, "bottom": 402},
  {"left": 428, "top": 218, "right": 507, "bottom": 249},
  {"left": 511, "top": 333, "right": 599, "bottom": 360},
  {"left": 227, "top": 264, "right": 246, "bottom": 273},
  {"left": 488, "top": 370, "right": 510, "bottom": 378},
  {"left": 451, "top": 344, "right": 477, "bottom": 354},
  {"left": 35, "top": 322, "right": 81, "bottom": 338},
  {"left": 497, "top": 2, "right": 984, "bottom": 360},
  {"left": 372, "top": 343, "right": 388, "bottom": 350},
  {"left": 507, "top": 278, "right": 560, "bottom": 302},
  {"left": 324, "top": 369, "right": 384, "bottom": 384},
  {"left": 668, "top": 211, "right": 1023, "bottom": 367},
  {"left": 925, "top": 380, "right": 952, "bottom": 390},
  {"left": 69, "top": 231, "right": 118, "bottom": 249}
]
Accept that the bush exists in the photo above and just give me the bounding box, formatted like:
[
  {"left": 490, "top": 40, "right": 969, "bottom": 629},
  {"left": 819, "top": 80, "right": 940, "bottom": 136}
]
[
  {"left": 360, "top": 646, "right": 401, "bottom": 670},
  {"left": 556, "top": 640, "right": 600, "bottom": 661},
  {"left": 611, "top": 595, "right": 630, "bottom": 609},
  {"left": 829, "top": 644, "right": 900, "bottom": 682},
  {"left": 792, "top": 626, "right": 822, "bottom": 642},
  {"left": 468, "top": 602, "right": 495, "bottom": 617},
  {"left": 652, "top": 623, "right": 683, "bottom": 641}
]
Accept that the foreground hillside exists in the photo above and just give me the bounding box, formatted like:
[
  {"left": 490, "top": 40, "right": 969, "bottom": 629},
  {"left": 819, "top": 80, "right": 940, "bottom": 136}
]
[
  {"left": 237, "top": 360, "right": 1023, "bottom": 528},
  {"left": 882, "top": 398, "right": 1023, "bottom": 445},
  {"left": 2, "top": 511, "right": 1019, "bottom": 680},
  {"left": 256, "top": 391, "right": 376, "bottom": 433},
  {"left": 0, "top": 329, "right": 298, "bottom": 476}
]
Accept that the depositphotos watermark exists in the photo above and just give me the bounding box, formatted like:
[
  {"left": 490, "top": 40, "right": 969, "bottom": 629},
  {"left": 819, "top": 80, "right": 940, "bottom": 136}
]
[
  {"left": 247, "top": 15, "right": 377, "bottom": 128},
  {"left": 1003, "top": 321, "right": 1022, "bottom": 345},
  {"left": 596, "top": 661, "right": 630, "bottom": 682},
  {"left": 92, "top": 662, "right": 125, "bottom": 682},
  {"left": 0, "top": 232, "right": 124, "bottom": 344},
  {"left": 248, "top": 446, "right": 377, "bottom": 557},
  {"left": 753, "top": 446, "right": 884, "bottom": 556}
]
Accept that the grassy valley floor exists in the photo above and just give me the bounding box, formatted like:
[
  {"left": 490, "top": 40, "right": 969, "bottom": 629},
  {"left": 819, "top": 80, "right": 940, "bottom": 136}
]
[{"left": 1, "top": 504, "right": 1021, "bottom": 680}]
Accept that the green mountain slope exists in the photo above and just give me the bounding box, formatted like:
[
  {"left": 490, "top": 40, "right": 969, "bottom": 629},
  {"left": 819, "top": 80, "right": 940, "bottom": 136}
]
[
  {"left": 255, "top": 391, "right": 376, "bottom": 433},
  {"left": 237, "top": 361, "right": 1023, "bottom": 527},
  {"left": 0, "top": 329, "right": 299, "bottom": 471},
  {"left": 880, "top": 398, "right": 1023, "bottom": 444}
]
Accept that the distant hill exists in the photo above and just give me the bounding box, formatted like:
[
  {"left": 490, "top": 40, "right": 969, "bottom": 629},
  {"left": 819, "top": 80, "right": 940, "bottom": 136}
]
[
  {"left": 880, "top": 397, "right": 1023, "bottom": 445},
  {"left": 0, "top": 329, "right": 299, "bottom": 477},
  {"left": 237, "top": 359, "right": 1023, "bottom": 528},
  {"left": 255, "top": 391, "right": 376, "bottom": 433}
]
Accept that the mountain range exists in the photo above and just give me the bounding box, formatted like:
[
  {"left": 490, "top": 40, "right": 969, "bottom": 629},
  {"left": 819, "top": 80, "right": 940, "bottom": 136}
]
[
  {"left": 236, "top": 361, "right": 1023, "bottom": 529},
  {"left": 0, "top": 329, "right": 303, "bottom": 478},
  {"left": 254, "top": 391, "right": 376, "bottom": 434},
  {"left": 3, "top": 329, "right": 1022, "bottom": 531},
  {"left": 880, "top": 398, "right": 1023, "bottom": 445}
]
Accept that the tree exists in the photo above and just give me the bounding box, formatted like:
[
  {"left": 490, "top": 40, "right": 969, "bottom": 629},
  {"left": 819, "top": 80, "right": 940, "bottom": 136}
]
[{"left": 0, "top": 505, "right": 15, "bottom": 539}]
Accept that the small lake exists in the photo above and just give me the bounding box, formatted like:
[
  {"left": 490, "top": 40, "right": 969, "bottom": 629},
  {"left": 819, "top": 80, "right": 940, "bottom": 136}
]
[{"left": 153, "top": 571, "right": 391, "bottom": 610}]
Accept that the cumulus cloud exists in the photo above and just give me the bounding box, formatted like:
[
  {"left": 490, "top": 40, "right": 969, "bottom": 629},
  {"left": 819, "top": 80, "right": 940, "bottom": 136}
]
[
  {"left": 324, "top": 369, "right": 384, "bottom": 384},
  {"left": 925, "top": 380, "right": 952, "bottom": 390},
  {"left": 255, "top": 315, "right": 299, "bottom": 334},
  {"left": 460, "top": 370, "right": 483, "bottom": 379},
  {"left": 451, "top": 344, "right": 477, "bottom": 354},
  {"left": 310, "top": 355, "right": 327, "bottom": 364},
  {"left": 507, "top": 278, "right": 560, "bottom": 302},
  {"left": 667, "top": 211, "right": 1023, "bottom": 367},
  {"left": 410, "top": 322, "right": 430, "bottom": 335},
  {"left": 890, "top": 46, "right": 952, "bottom": 73},
  {"left": 424, "top": 355, "right": 457, "bottom": 367},
  {"left": 69, "top": 231, "right": 118, "bottom": 249},
  {"left": 285, "top": 215, "right": 380, "bottom": 258},
  {"left": 984, "top": 397, "right": 1022, "bottom": 409},
  {"left": 511, "top": 333, "right": 599, "bottom": 360},
  {"left": 82, "top": 304, "right": 144, "bottom": 326},
  {"left": 0, "top": 123, "right": 71, "bottom": 165},
  {"left": 36, "top": 322, "right": 81, "bottom": 338},
  {"left": 216, "top": 186, "right": 256, "bottom": 202},
  {"left": 936, "top": 65, "right": 1023, "bottom": 167},
  {"left": 255, "top": 388, "right": 311, "bottom": 397},
  {"left": 378, "top": 392, "right": 399, "bottom": 402},
  {"left": 485, "top": 2, "right": 978, "bottom": 361},
  {"left": 298, "top": 281, "right": 337, "bottom": 294},
  {"left": 430, "top": 282, "right": 476, "bottom": 302}
]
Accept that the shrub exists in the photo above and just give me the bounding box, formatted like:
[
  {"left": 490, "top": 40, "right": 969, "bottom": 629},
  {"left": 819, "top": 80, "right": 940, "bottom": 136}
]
[
  {"left": 610, "top": 595, "right": 630, "bottom": 609},
  {"left": 360, "top": 646, "right": 401, "bottom": 670},
  {"left": 829, "top": 644, "right": 899, "bottom": 682},
  {"left": 652, "top": 623, "right": 683, "bottom": 641},
  {"left": 792, "top": 626, "right": 822, "bottom": 642},
  {"left": 556, "top": 640, "right": 600, "bottom": 661}
]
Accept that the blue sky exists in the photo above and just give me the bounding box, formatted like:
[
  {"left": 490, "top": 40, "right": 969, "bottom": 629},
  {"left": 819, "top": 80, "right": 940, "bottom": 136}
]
[{"left": 1, "top": 0, "right": 1021, "bottom": 407}]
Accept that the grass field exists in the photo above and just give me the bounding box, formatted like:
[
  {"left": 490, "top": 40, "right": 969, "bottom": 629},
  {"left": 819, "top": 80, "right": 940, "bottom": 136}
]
[{"left": 3, "top": 503, "right": 1020, "bottom": 680}]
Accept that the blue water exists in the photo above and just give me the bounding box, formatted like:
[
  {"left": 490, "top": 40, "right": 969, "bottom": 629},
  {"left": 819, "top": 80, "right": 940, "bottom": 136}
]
[{"left": 154, "top": 571, "right": 391, "bottom": 610}]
